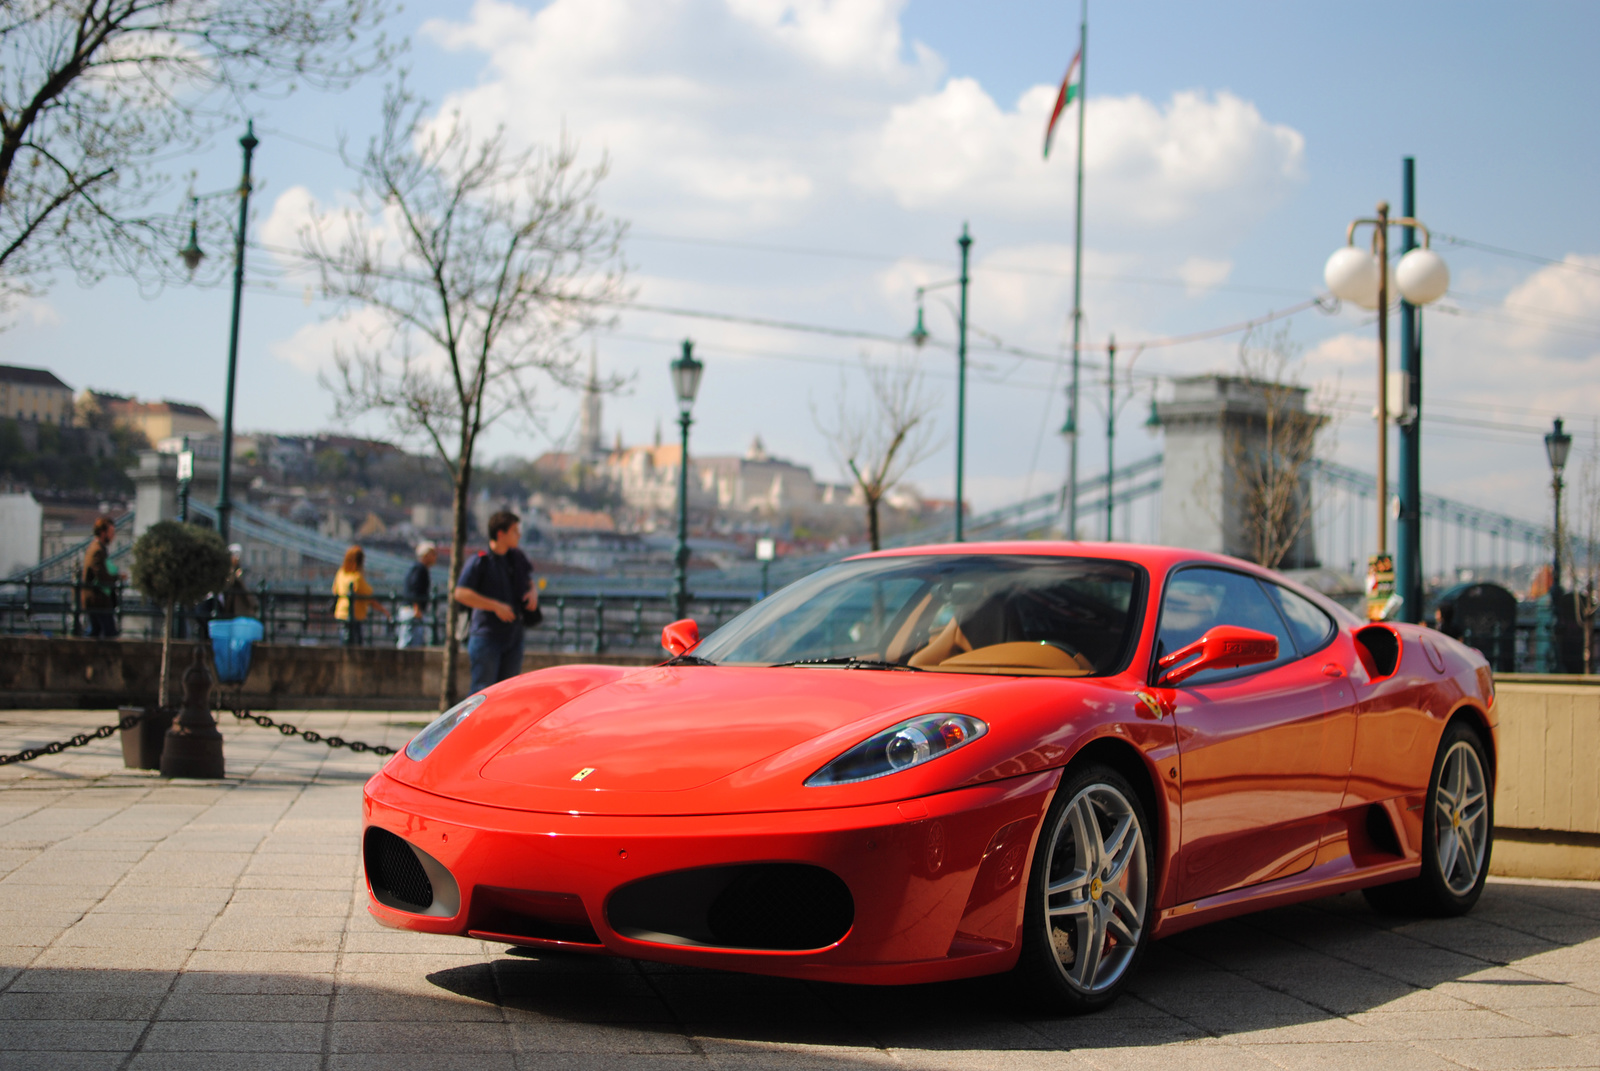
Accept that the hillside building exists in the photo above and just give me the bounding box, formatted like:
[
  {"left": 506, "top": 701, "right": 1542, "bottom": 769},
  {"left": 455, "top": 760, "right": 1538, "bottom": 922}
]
[{"left": 0, "top": 365, "right": 73, "bottom": 425}]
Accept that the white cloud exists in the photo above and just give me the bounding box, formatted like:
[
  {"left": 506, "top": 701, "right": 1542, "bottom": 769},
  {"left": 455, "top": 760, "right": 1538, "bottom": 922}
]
[
  {"left": 422, "top": 0, "right": 1303, "bottom": 247},
  {"left": 270, "top": 306, "right": 393, "bottom": 375},
  {"left": 1178, "top": 257, "right": 1233, "bottom": 296},
  {"left": 857, "top": 84, "right": 1304, "bottom": 238},
  {"left": 1499, "top": 254, "right": 1600, "bottom": 361},
  {"left": 5, "top": 296, "right": 63, "bottom": 329}
]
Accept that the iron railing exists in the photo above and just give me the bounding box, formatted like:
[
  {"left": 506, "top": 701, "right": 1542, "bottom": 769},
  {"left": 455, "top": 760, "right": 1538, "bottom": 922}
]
[{"left": 0, "top": 579, "right": 757, "bottom": 655}]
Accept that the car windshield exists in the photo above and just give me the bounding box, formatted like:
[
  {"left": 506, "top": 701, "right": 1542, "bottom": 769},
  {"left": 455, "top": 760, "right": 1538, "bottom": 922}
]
[{"left": 694, "top": 554, "right": 1142, "bottom": 676}]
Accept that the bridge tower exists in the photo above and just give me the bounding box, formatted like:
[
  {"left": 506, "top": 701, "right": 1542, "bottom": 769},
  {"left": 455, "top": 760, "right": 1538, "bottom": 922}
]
[{"left": 1154, "top": 375, "right": 1320, "bottom": 568}]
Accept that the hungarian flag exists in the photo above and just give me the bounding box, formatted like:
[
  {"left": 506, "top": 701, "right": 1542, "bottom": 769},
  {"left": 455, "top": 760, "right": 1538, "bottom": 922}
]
[{"left": 1042, "top": 48, "right": 1082, "bottom": 160}]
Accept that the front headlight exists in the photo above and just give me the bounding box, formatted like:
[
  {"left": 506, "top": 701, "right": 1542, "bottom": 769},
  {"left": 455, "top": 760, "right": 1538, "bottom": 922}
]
[
  {"left": 404, "top": 694, "right": 486, "bottom": 762},
  {"left": 805, "top": 713, "right": 987, "bottom": 787}
]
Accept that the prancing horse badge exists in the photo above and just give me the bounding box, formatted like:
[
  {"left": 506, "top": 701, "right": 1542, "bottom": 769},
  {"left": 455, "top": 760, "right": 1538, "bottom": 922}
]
[{"left": 571, "top": 767, "right": 596, "bottom": 781}]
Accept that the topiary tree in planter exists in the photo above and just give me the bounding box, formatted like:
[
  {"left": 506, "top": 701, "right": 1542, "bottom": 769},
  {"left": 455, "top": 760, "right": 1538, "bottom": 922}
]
[{"left": 131, "top": 521, "right": 232, "bottom": 708}]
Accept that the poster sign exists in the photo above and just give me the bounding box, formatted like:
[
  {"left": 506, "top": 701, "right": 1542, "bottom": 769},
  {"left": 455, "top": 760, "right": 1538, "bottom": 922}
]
[{"left": 1366, "top": 553, "right": 1396, "bottom": 621}]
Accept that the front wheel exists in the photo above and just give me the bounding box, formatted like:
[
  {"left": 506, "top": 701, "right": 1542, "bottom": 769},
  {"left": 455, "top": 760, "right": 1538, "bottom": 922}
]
[
  {"left": 1012, "top": 763, "right": 1155, "bottom": 1014},
  {"left": 1363, "top": 720, "right": 1493, "bottom": 917}
]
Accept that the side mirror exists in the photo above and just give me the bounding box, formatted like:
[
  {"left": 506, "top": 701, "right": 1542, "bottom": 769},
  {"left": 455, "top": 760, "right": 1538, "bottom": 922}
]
[
  {"left": 661, "top": 618, "right": 700, "bottom": 657},
  {"left": 1156, "top": 626, "right": 1278, "bottom": 686}
]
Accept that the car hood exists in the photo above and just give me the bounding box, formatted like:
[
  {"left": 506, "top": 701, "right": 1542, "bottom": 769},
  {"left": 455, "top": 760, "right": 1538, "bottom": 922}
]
[{"left": 385, "top": 664, "right": 1033, "bottom": 815}]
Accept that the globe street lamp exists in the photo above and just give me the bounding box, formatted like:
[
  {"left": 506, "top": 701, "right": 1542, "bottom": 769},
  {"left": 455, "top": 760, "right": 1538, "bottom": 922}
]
[
  {"left": 910, "top": 224, "right": 972, "bottom": 541},
  {"left": 670, "top": 339, "right": 704, "bottom": 620},
  {"left": 1325, "top": 193, "right": 1449, "bottom": 619},
  {"left": 176, "top": 121, "right": 258, "bottom": 542}
]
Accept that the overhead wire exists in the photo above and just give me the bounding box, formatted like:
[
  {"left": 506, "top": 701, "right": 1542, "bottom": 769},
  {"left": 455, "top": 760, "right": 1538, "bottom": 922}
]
[{"left": 1434, "top": 232, "right": 1600, "bottom": 279}]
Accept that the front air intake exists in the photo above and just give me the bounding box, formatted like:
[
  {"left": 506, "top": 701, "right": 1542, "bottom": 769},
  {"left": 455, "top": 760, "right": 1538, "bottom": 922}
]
[
  {"left": 363, "top": 827, "right": 460, "bottom": 918},
  {"left": 608, "top": 863, "right": 854, "bottom": 951}
]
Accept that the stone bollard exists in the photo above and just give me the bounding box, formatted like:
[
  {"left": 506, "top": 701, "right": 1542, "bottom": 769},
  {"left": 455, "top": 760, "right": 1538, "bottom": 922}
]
[{"left": 159, "top": 643, "right": 226, "bottom": 779}]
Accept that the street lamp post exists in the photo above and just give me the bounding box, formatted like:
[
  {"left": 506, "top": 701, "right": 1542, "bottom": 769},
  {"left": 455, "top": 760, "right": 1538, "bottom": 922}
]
[
  {"left": 1325, "top": 195, "right": 1449, "bottom": 619},
  {"left": 1105, "top": 335, "right": 1115, "bottom": 540},
  {"left": 1546, "top": 418, "right": 1572, "bottom": 592},
  {"left": 1546, "top": 417, "right": 1573, "bottom": 672},
  {"left": 670, "top": 340, "right": 704, "bottom": 620},
  {"left": 909, "top": 223, "right": 973, "bottom": 541},
  {"left": 177, "top": 122, "right": 258, "bottom": 543}
]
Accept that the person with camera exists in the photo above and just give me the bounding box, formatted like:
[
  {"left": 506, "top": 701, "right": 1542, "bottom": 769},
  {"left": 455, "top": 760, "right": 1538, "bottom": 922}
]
[{"left": 453, "top": 510, "right": 540, "bottom": 695}]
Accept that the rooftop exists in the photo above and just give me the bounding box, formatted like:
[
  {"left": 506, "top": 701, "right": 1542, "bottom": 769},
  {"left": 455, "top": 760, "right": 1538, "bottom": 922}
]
[{"left": 0, "top": 364, "right": 71, "bottom": 390}]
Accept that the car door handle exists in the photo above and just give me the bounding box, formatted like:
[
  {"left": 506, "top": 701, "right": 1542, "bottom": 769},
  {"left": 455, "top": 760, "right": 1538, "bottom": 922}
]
[{"left": 1322, "top": 663, "right": 1346, "bottom": 678}]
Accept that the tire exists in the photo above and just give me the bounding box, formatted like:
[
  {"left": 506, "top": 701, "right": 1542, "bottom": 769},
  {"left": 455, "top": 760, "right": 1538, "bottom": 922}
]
[
  {"left": 1012, "top": 762, "right": 1155, "bottom": 1014},
  {"left": 1363, "top": 720, "right": 1493, "bottom": 917}
]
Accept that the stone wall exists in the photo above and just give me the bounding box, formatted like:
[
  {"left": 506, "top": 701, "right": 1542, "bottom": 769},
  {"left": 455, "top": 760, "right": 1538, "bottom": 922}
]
[
  {"left": 0, "top": 636, "right": 656, "bottom": 711},
  {"left": 1491, "top": 674, "right": 1600, "bottom": 880}
]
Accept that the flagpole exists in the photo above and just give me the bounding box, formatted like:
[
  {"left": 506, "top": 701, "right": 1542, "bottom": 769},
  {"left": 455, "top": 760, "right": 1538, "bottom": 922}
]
[{"left": 1065, "top": 0, "right": 1087, "bottom": 539}]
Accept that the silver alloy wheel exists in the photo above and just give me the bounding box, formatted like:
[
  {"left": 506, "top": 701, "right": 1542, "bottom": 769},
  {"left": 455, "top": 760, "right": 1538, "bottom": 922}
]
[
  {"left": 1042, "top": 782, "right": 1147, "bottom": 994},
  {"left": 1434, "top": 739, "right": 1489, "bottom": 895}
]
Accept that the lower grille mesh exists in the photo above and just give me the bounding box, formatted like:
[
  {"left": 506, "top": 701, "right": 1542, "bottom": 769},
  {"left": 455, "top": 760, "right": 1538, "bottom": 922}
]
[
  {"left": 706, "top": 865, "right": 853, "bottom": 950},
  {"left": 365, "top": 827, "right": 434, "bottom": 910},
  {"left": 608, "top": 863, "right": 854, "bottom": 951}
]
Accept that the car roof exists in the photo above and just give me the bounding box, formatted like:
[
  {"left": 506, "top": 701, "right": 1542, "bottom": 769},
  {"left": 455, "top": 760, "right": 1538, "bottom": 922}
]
[{"left": 848, "top": 541, "right": 1363, "bottom": 626}]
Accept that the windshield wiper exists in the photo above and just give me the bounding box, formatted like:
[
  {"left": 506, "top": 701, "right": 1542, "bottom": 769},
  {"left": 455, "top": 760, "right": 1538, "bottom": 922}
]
[
  {"left": 770, "top": 656, "right": 922, "bottom": 671},
  {"left": 663, "top": 654, "right": 717, "bottom": 666}
]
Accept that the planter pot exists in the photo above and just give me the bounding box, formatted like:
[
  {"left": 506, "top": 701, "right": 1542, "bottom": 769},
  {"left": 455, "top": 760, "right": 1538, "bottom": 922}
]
[{"left": 119, "top": 706, "right": 173, "bottom": 770}]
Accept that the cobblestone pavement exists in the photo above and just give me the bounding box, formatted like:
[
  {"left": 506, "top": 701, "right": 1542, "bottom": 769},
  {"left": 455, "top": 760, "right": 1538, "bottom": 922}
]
[{"left": 2, "top": 708, "right": 1599, "bottom": 1071}]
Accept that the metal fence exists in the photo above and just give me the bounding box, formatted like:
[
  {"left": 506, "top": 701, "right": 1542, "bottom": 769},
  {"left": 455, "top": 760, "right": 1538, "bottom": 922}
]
[{"left": 0, "top": 580, "right": 757, "bottom": 655}]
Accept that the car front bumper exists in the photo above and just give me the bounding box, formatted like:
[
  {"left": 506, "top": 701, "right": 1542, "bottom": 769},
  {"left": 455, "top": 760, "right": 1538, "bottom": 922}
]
[{"left": 361, "top": 767, "right": 1057, "bottom": 985}]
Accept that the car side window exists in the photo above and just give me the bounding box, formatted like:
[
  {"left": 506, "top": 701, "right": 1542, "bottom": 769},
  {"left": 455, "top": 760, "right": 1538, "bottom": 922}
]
[
  {"left": 1156, "top": 567, "right": 1295, "bottom": 685},
  {"left": 1265, "top": 583, "right": 1336, "bottom": 657}
]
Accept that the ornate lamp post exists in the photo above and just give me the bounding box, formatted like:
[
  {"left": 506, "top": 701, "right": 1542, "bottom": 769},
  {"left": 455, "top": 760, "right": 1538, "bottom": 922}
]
[
  {"left": 910, "top": 224, "right": 973, "bottom": 541},
  {"left": 1546, "top": 418, "right": 1572, "bottom": 592},
  {"left": 177, "top": 122, "right": 258, "bottom": 542},
  {"left": 1325, "top": 193, "right": 1449, "bottom": 619},
  {"left": 670, "top": 340, "right": 704, "bottom": 620}
]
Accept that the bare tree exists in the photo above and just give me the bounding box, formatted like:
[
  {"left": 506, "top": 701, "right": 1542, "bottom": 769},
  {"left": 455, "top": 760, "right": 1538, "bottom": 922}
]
[
  {"left": 0, "top": 0, "right": 393, "bottom": 307},
  {"left": 298, "top": 83, "right": 628, "bottom": 709},
  {"left": 1226, "top": 326, "right": 1327, "bottom": 569},
  {"left": 1569, "top": 424, "right": 1600, "bottom": 672},
  {"left": 815, "top": 358, "right": 939, "bottom": 550}
]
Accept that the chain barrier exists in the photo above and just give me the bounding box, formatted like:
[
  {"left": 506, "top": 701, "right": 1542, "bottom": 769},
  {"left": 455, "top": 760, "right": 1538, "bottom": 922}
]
[
  {"left": 0, "top": 709, "right": 397, "bottom": 766},
  {"left": 228, "top": 709, "right": 396, "bottom": 756},
  {"left": 0, "top": 710, "right": 144, "bottom": 766}
]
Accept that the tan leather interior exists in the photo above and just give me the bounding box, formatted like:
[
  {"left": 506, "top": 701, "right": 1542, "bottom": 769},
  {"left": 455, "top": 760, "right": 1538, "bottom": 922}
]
[
  {"left": 907, "top": 617, "right": 972, "bottom": 668},
  {"left": 932, "top": 641, "right": 1094, "bottom": 675},
  {"left": 883, "top": 591, "right": 935, "bottom": 663}
]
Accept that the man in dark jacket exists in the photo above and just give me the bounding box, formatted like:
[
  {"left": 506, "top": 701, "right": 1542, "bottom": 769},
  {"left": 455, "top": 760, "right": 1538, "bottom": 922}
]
[
  {"left": 453, "top": 511, "right": 538, "bottom": 694},
  {"left": 214, "top": 543, "right": 259, "bottom": 620},
  {"left": 398, "top": 541, "right": 437, "bottom": 648}
]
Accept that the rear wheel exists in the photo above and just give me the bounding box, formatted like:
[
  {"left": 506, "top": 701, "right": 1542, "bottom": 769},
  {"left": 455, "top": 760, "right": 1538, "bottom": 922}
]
[
  {"left": 1363, "top": 721, "right": 1492, "bottom": 917},
  {"left": 1013, "top": 763, "right": 1154, "bottom": 1014}
]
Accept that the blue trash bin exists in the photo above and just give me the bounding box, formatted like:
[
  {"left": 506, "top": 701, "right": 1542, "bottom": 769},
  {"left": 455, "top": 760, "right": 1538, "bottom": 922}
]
[{"left": 209, "top": 617, "right": 264, "bottom": 684}]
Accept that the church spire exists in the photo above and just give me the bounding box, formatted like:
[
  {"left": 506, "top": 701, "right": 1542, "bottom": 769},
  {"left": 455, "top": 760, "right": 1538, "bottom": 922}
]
[{"left": 578, "top": 344, "right": 603, "bottom": 460}]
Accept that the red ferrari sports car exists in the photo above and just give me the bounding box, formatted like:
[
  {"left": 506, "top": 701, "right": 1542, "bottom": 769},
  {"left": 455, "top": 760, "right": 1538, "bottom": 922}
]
[{"left": 362, "top": 542, "right": 1496, "bottom": 1012}]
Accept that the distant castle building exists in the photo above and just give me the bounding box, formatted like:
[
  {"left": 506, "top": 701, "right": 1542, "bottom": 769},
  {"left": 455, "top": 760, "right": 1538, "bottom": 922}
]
[{"left": 537, "top": 350, "right": 859, "bottom": 521}]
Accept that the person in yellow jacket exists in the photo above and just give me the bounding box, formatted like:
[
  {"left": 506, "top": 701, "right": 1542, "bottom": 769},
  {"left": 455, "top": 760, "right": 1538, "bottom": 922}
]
[{"left": 333, "top": 545, "right": 389, "bottom": 646}]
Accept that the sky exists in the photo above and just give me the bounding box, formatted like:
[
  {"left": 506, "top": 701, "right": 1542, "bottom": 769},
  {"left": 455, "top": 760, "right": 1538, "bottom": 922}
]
[{"left": 7, "top": 0, "right": 1600, "bottom": 531}]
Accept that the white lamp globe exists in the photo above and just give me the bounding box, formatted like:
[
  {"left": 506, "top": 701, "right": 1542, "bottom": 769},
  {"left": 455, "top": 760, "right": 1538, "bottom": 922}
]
[
  {"left": 1324, "top": 247, "right": 1380, "bottom": 309},
  {"left": 1395, "top": 247, "right": 1450, "bottom": 305}
]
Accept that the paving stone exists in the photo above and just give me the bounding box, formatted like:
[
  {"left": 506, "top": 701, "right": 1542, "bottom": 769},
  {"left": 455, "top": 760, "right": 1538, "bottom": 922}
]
[
  {"left": 1418, "top": 1034, "right": 1600, "bottom": 1069},
  {"left": 1239, "top": 1040, "right": 1463, "bottom": 1070},
  {"left": 140, "top": 1020, "right": 327, "bottom": 1052},
  {"left": 0, "top": 1020, "right": 149, "bottom": 1051},
  {"left": 329, "top": 1056, "right": 521, "bottom": 1071},
  {"left": 3, "top": 709, "right": 1599, "bottom": 1071},
  {"left": 171, "top": 971, "right": 335, "bottom": 995}
]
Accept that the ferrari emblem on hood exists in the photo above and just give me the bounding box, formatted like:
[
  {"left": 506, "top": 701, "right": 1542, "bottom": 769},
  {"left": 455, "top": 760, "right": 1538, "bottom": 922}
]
[{"left": 571, "top": 767, "right": 596, "bottom": 782}]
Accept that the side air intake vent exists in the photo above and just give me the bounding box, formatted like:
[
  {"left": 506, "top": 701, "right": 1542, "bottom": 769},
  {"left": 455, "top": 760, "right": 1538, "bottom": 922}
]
[
  {"left": 607, "top": 863, "right": 853, "bottom": 951},
  {"left": 363, "top": 827, "right": 460, "bottom": 918}
]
